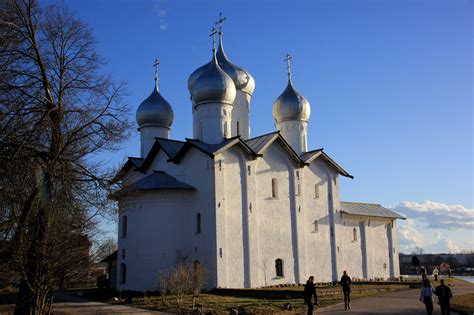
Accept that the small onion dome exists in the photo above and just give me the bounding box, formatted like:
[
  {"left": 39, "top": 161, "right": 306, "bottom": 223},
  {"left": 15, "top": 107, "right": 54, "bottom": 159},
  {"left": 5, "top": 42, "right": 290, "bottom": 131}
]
[
  {"left": 136, "top": 86, "right": 174, "bottom": 129},
  {"left": 272, "top": 79, "right": 311, "bottom": 123},
  {"left": 216, "top": 36, "right": 255, "bottom": 96},
  {"left": 190, "top": 53, "right": 236, "bottom": 106}
]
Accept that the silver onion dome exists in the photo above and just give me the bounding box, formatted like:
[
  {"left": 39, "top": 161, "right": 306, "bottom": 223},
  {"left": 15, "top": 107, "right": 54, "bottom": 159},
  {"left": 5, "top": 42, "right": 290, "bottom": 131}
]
[
  {"left": 216, "top": 35, "right": 255, "bottom": 96},
  {"left": 136, "top": 85, "right": 174, "bottom": 129},
  {"left": 272, "top": 79, "right": 311, "bottom": 123},
  {"left": 190, "top": 53, "right": 236, "bottom": 106}
]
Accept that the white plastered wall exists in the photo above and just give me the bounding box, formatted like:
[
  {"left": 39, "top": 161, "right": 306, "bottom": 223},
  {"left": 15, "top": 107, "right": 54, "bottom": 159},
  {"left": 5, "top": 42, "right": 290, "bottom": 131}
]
[
  {"left": 230, "top": 91, "right": 251, "bottom": 139},
  {"left": 116, "top": 147, "right": 218, "bottom": 290}
]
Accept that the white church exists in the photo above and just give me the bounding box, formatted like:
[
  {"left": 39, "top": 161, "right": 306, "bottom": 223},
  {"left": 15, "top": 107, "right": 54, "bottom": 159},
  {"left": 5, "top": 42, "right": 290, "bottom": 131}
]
[{"left": 113, "top": 20, "right": 405, "bottom": 291}]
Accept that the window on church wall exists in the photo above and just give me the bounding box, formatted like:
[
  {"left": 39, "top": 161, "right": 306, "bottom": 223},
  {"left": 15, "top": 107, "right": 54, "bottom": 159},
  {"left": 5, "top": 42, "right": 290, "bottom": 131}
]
[
  {"left": 296, "top": 171, "right": 300, "bottom": 180},
  {"left": 271, "top": 178, "right": 278, "bottom": 198},
  {"left": 353, "top": 228, "right": 358, "bottom": 242},
  {"left": 120, "top": 263, "right": 127, "bottom": 284},
  {"left": 223, "top": 122, "right": 228, "bottom": 138},
  {"left": 275, "top": 259, "right": 284, "bottom": 277},
  {"left": 247, "top": 165, "right": 251, "bottom": 176},
  {"left": 314, "top": 184, "right": 320, "bottom": 199},
  {"left": 296, "top": 183, "right": 301, "bottom": 196},
  {"left": 121, "top": 215, "right": 128, "bottom": 238},
  {"left": 313, "top": 220, "right": 319, "bottom": 232},
  {"left": 196, "top": 213, "right": 201, "bottom": 234},
  {"left": 237, "top": 121, "right": 240, "bottom": 136}
]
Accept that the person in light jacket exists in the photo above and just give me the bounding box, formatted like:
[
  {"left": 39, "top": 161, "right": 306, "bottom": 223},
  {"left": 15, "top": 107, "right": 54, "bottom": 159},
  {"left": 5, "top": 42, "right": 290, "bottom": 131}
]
[
  {"left": 420, "top": 279, "right": 435, "bottom": 315},
  {"left": 432, "top": 267, "right": 439, "bottom": 281}
]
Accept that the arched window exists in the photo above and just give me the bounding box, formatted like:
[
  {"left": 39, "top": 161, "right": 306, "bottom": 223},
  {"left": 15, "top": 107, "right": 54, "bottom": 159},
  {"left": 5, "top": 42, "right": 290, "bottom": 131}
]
[
  {"left": 236, "top": 121, "right": 240, "bottom": 136},
  {"left": 271, "top": 178, "right": 278, "bottom": 198},
  {"left": 120, "top": 263, "right": 127, "bottom": 284},
  {"left": 314, "top": 184, "right": 320, "bottom": 199},
  {"left": 196, "top": 213, "right": 201, "bottom": 234},
  {"left": 121, "top": 215, "right": 127, "bottom": 238},
  {"left": 275, "top": 259, "right": 284, "bottom": 277},
  {"left": 353, "top": 228, "right": 358, "bottom": 241}
]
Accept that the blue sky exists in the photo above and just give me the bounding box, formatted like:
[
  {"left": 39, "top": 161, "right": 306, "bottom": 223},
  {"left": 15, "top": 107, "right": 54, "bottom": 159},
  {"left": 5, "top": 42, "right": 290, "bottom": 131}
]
[{"left": 62, "top": 0, "right": 473, "bottom": 253}]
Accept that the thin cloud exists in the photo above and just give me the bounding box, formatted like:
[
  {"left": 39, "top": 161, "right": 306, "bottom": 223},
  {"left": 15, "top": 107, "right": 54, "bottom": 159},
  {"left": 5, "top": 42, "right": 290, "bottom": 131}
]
[
  {"left": 153, "top": 1, "right": 168, "bottom": 31},
  {"left": 389, "top": 200, "right": 474, "bottom": 230}
]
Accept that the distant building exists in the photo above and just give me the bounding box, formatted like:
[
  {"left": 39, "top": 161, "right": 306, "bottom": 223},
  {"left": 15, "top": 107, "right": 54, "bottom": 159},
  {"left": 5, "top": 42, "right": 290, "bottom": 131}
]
[{"left": 113, "top": 20, "right": 405, "bottom": 291}]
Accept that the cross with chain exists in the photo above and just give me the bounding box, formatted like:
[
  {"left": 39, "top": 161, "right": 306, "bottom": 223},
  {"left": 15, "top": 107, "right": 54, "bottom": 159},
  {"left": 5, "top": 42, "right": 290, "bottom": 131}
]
[
  {"left": 153, "top": 58, "right": 160, "bottom": 88},
  {"left": 210, "top": 26, "right": 218, "bottom": 51},
  {"left": 215, "top": 12, "right": 226, "bottom": 33},
  {"left": 284, "top": 53, "right": 292, "bottom": 78}
]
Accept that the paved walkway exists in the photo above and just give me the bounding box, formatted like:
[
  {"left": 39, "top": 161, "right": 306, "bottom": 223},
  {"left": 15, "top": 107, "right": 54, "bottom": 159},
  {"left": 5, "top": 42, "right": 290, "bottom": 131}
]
[
  {"left": 315, "top": 281, "right": 474, "bottom": 315},
  {"left": 50, "top": 281, "right": 474, "bottom": 315},
  {"left": 51, "top": 293, "right": 167, "bottom": 315}
]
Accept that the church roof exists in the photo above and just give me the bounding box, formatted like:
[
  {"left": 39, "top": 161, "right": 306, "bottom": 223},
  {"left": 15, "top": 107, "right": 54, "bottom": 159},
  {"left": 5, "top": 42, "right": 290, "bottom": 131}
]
[
  {"left": 170, "top": 136, "right": 256, "bottom": 163},
  {"left": 124, "top": 171, "right": 195, "bottom": 191},
  {"left": 300, "top": 149, "right": 323, "bottom": 163},
  {"left": 340, "top": 202, "right": 405, "bottom": 219},
  {"left": 141, "top": 138, "right": 186, "bottom": 170},
  {"left": 245, "top": 131, "right": 280, "bottom": 153},
  {"left": 245, "top": 131, "right": 304, "bottom": 166},
  {"left": 112, "top": 157, "right": 144, "bottom": 182}
]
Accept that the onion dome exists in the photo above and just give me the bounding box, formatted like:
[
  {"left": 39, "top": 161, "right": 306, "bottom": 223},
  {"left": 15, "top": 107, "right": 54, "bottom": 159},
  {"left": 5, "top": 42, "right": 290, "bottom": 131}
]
[
  {"left": 189, "top": 52, "right": 236, "bottom": 106},
  {"left": 272, "top": 79, "right": 311, "bottom": 123},
  {"left": 216, "top": 34, "right": 255, "bottom": 96},
  {"left": 136, "top": 64, "right": 174, "bottom": 129}
]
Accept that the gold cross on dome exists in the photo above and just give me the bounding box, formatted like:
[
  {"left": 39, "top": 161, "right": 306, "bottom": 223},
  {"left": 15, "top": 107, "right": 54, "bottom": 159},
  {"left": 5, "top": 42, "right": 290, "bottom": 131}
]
[
  {"left": 215, "top": 12, "right": 226, "bottom": 33},
  {"left": 284, "top": 53, "right": 292, "bottom": 78},
  {"left": 210, "top": 26, "right": 218, "bottom": 51},
  {"left": 153, "top": 58, "right": 160, "bottom": 88}
]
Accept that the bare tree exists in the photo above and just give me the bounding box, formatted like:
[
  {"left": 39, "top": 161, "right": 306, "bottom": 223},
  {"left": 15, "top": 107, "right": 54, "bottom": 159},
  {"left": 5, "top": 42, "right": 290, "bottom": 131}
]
[
  {"left": 158, "top": 253, "right": 208, "bottom": 307},
  {"left": 0, "top": 0, "right": 130, "bottom": 313}
]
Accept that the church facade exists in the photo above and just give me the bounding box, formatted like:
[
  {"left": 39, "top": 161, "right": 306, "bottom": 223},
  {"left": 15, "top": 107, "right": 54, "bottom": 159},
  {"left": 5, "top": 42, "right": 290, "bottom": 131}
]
[{"left": 114, "top": 23, "right": 405, "bottom": 291}]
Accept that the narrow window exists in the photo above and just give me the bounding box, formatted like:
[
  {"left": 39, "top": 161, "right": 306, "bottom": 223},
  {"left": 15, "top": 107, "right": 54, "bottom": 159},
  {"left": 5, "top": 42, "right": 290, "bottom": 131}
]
[
  {"left": 275, "top": 259, "right": 284, "bottom": 277},
  {"left": 120, "top": 263, "right": 127, "bottom": 284},
  {"left": 296, "top": 171, "right": 300, "bottom": 179},
  {"left": 218, "top": 160, "right": 222, "bottom": 171},
  {"left": 121, "top": 215, "right": 128, "bottom": 238},
  {"left": 224, "top": 121, "right": 228, "bottom": 138},
  {"left": 247, "top": 165, "right": 251, "bottom": 176},
  {"left": 122, "top": 248, "right": 126, "bottom": 260},
  {"left": 271, "top": 178, "right": 278, "bottom": 198},
  {"left": 236, "top": 121, "right": 240, "bottom": 136},
  {"left": 353, "top": 228, "right": 358, "bottom": 241},
  {"left": 313, "top": 220, "right": 319, "bottom": 232},
  {"left": 314, "top": 184, "right": 320, "bottom": 199},
  {"left": 196, "top": 213, "right": 201, "bottom": 234},
  {"left": 297, "top": 183, "right": 301, "bottom": 196}
]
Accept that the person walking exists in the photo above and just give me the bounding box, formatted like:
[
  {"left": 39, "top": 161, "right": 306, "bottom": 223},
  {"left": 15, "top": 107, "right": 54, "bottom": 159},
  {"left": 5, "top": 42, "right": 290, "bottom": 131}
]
[
  {"left": 304, "top": 276, "right": 319, "bottom": 315},
  {"left": 340, "top": 271, "right": 352, "bottom": 310},
  {"left": 432, "top": 267, "right": 439, "bottom": 281},
  {"left": 435, "top": 279, "right": 453, "bottom": 315},
  {"left": 420, "top": 278, "right": 435, "bottom": 315},
  {"left": 420, "top": 265, "right": 427, "bottom": 281}
]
